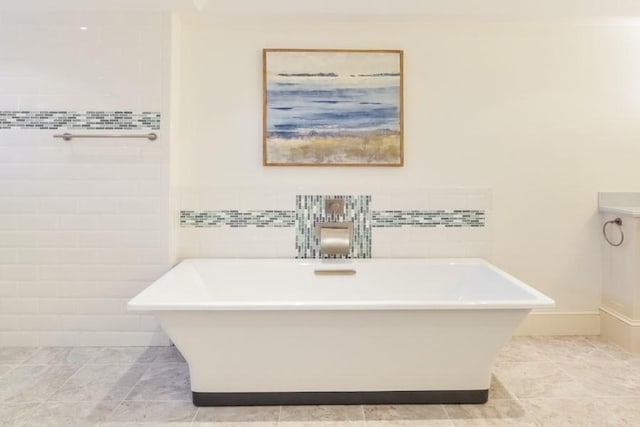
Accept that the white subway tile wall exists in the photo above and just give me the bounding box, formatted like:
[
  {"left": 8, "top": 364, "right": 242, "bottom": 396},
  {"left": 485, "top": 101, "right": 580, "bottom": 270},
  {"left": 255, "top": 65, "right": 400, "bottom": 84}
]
[{"left": 0, "top": 12, "right": 171, "bottom": 346}]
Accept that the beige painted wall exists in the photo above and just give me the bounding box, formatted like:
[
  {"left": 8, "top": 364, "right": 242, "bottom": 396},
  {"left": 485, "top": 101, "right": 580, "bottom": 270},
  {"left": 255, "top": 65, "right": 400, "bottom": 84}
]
[{"left": 174, "top": 15, "right": 640, "bottom": 315}]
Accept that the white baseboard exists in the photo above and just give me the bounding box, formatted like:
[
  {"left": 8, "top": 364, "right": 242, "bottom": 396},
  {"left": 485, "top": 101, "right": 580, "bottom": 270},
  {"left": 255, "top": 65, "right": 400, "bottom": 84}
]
[
  {"left": 514, "top": 311, "right": 601, "bottom": 336},
  {"left": 600, "top": 307, "right": 640, "bottom": 353},
  {"left": 0, "top": 312, "right": 608, "bottom": 346},
  {"left": 0, "top": 331, "right": 171, "bottom": 347}
]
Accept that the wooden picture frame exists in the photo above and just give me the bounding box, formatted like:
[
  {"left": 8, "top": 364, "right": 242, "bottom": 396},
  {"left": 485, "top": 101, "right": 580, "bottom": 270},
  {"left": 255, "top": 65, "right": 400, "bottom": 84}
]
[{"left": 263, "top": 49, "right": 404, "bottom": 167}]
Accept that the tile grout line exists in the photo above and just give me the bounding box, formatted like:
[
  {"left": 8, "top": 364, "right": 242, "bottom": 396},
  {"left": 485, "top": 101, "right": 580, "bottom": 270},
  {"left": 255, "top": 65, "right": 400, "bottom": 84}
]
[
  {"left": 554, "top": 336, "right": 633, "bottom": 399},
  {"left": 577, "top": 335, "right": 619, "bottom": 363},
  {"left": 556, "top": 358, "right": 638, "bottom": 400},
  {"left": 8, "top": 347, "right": 86, "bottom": 422},
  {"left": 39, "top": 358, "right": 87, "bottom": 403},
  {"left": 511, "top": 392, "right": 541, "bottom": 426},
  {"left": 5, "top": 348, "right": 46, "bottom": 424},
  {"left": 189, "top": 405, "right": 200, "bottom": 426},
  {"left": 441, "top": 401, "right": 452, "bottom": 422},
  {"left": 0, "top": 364, "right": 19, "bottom": 380},
  {"left": 101, "top": 348, "right": 159, "bottom": 423},
  {"left": 585, "top": 337, "right": 633, "bottom": 360},
  {"left": 20, "top": 346, "right": 45, "bottom": 365}
]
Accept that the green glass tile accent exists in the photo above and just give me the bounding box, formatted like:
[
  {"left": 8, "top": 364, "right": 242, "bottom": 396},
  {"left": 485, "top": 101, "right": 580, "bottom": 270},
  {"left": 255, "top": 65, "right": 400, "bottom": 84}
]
[
  {"left": 371, "top": 210, "right": 485, "bottom": 227},
  {"left": 295, "top": 195, "right": 371, "bottom": 259},
  {"left": 180, "top": 210, "right": 295, "bottom": 228},
  {"left": 0, "top": 111, "right": 160, "bottom": 130},
  {"left": 179, "top": 200, "right": 485, "bottom": 258}
]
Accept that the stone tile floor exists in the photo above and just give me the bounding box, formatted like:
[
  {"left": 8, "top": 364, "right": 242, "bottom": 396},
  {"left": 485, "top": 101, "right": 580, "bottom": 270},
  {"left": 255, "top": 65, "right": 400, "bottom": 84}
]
[{"left": 1, "top": 336, "right": 640, "bottom": 426}]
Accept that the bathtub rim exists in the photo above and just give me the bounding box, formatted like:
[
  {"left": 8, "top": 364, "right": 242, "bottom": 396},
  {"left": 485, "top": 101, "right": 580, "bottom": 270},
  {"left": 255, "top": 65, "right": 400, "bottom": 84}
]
[{"left": 128, "top": 257, "right": 555, "bottom": 312}]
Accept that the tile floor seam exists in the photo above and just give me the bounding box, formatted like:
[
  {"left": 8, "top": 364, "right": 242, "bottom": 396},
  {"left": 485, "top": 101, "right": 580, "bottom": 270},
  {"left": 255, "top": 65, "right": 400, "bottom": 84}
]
[
  {"left": 103, "top": 361, "right": 155, "bottom": 422},
  {"left": 23, "top": 401, "right": 46, "bottom": 425},
  {"left": 601, "top": 342, "right": 638, "bottom": 359},
  {"left": 513, "top": 394, "right": 542, "bottom": 426},
  {"left": 40, "top": 361, "right": 87, "bottom": 403},
  {"left": 0, "top": 347, "right": 41, "bottom": 365},
  {"left": 579, "top": 335, "right": 597, "bottom": 347},
  {"left": 0, "top": 364, "right": 18, "bottom": 379},
  {"left": 519, "top": 396, "right": 597, "bottom": 401},
  {"left": 121, "top": 363, "right": 156, "bottom": 401},
  {"left": 516, "top": 398, "right": 545, "bottom": 427},
  {"left": 553, "top": 361, "right": 619, "bottom": 399},
  {"left": 102, "top": 401, "right": 123, "bottom": 424},
  {"left": 441, "top": 403, "right": 449, "bottom": 421},
  {"left": 567, "top": 336, "right": 616, "bottom": 363},
  {"left": 22, "top": 347, "right": 44, "bottom": 364},
  {"left": 189, "top": 406, "right": 200, "bottom": 426},
  {"left": 441, "top": 401, "right": 452, "bottom": 421}
]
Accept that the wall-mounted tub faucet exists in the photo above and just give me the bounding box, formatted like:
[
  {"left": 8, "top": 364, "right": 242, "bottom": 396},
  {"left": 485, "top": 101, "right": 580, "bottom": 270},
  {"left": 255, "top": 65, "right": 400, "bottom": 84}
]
[{"left": 325, "top": 198, "right": 345, "bottom": 215}]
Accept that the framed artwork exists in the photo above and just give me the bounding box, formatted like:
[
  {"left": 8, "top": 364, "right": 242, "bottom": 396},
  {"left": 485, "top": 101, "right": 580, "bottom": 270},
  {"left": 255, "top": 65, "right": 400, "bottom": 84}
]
[{"left": 263, "top": 49, "right": 403, "bottom": 166}]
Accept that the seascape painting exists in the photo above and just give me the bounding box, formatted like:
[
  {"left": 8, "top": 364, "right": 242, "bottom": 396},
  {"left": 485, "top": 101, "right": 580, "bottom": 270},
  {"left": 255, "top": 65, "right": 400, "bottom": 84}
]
[{"left": 263, "top": 49, "right": 403, "bottom": 166}]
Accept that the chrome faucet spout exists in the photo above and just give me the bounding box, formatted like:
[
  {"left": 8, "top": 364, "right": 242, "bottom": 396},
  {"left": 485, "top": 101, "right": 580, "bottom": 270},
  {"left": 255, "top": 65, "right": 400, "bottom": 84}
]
[{"left": 316, "top": 221, "right": 353, "bottom": 256}]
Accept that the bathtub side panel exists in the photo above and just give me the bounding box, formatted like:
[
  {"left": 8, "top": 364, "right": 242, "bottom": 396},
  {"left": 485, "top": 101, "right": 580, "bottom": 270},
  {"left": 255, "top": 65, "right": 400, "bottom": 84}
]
[{"left": 156, "top": 309, "right": 528, "bottom": 394}]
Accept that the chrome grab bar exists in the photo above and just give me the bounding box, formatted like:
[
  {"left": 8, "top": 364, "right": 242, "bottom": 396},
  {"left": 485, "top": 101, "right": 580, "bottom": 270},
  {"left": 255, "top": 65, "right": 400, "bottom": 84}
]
[
  {"left": 53, "top": 132, "right": 158, "bottom": 141},
  {"left": 314, "top": 269, "right": 356, "bottom": 276}
]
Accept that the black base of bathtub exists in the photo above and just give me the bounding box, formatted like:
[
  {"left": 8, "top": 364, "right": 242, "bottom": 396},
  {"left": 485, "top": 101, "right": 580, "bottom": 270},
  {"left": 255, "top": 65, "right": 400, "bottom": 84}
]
[{"left": 192, "top": 389, "right": 488, "bottom": 406}]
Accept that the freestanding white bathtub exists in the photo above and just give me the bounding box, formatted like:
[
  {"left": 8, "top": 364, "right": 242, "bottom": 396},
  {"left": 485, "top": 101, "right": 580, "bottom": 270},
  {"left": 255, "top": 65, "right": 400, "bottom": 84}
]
[{"left": 128, "top": 258, "right": 554, "bottom": 406}]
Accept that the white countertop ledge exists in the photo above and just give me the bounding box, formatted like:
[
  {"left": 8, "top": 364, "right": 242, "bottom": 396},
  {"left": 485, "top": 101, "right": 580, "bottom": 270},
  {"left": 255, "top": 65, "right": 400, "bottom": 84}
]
[{"left": 599, "top": 205, "right": 640, "bottom": 217}]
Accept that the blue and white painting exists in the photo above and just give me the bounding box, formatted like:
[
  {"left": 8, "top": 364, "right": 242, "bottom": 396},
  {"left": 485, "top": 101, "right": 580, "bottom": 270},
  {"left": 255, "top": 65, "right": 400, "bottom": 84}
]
[{"left": 263, "top": 49, "right": 403, "bottom": 166}]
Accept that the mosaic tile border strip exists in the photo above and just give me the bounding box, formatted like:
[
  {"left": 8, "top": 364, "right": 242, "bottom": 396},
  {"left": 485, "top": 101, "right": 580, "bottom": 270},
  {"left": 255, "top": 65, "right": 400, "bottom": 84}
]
[
  {"left": 180, "top": 201, "right": 485, "bottom": 259},
  {"left": 295, "top": 195, "right": 371, "bottom": 259},
  {"left": 0, "top": 111, "right": 160, "bottom": 130},
  {"left": 372, "top": 210, "right": 485, "bottom": 228},
  {"left": 180, "top": 209, "right": 485, "bottom": 228},
  {"left": 180, "top": 210, "right": 295, "bottom": 228}
]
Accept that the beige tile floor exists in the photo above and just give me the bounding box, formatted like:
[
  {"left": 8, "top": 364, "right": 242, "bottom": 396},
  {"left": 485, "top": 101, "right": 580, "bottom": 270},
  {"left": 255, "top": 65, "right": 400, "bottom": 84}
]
[{"left": 1, "top": 336, "right": 640, "bottom": 426}]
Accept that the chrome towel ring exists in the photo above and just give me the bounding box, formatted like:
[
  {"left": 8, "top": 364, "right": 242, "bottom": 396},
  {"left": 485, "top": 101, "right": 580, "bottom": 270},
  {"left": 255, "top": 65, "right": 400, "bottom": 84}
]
[{"left": 603, "top": 217, "right": 624, "bottom": 247}]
